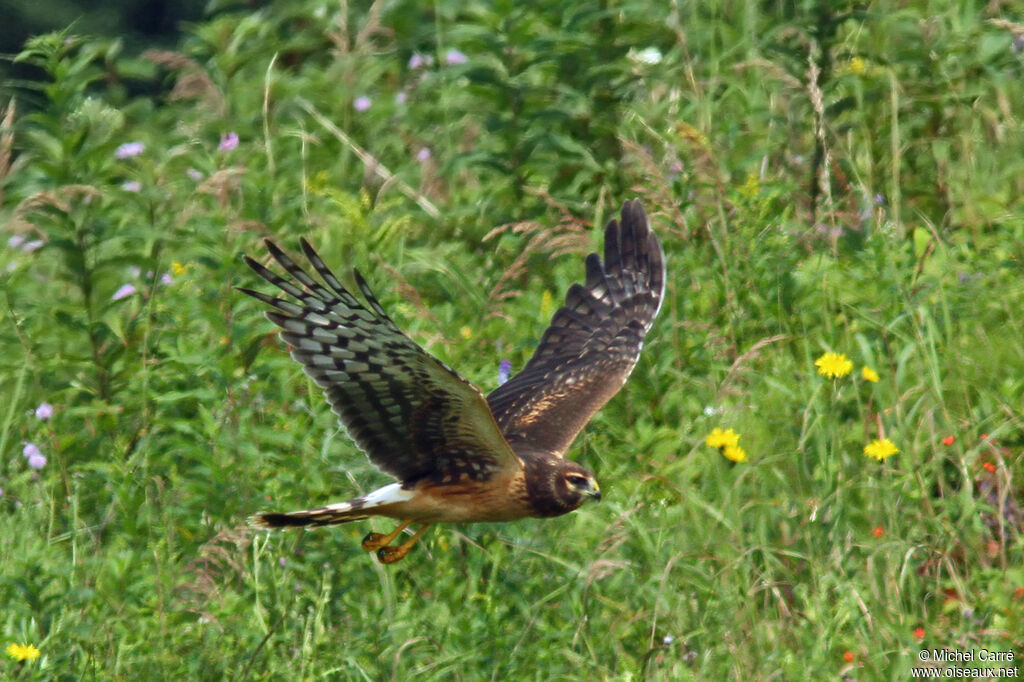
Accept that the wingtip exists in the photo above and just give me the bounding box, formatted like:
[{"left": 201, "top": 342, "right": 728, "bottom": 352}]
[
  {"left": 298, "top": 237, "right": 318, "bottom": 261},
  {"left": 263, "top": 239, "right": 288, "bottom": 262},
  {"left": 620, "top": 199, "right": 649, "bottom": 235}
]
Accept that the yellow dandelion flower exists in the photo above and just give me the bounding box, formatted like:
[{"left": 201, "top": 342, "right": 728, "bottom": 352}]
[
  {"left": 848, "top": 57, "right": 866, "bottom": 75},
  {"left": 864, "top": 438, "right": 899, "bottom": 461},
  {"left": 861, "top": 366, "right": 879, "bottom": 382},
  {"left": 459, "top": 326, "right": 473, "bottom": 340},
  {"left": 739, "top": 171, "right": 760, "bottom": 199},
  {"left": 171, "top": 261, "right": 186, "bottom": 276},
  {"left": 723, "top": 445, "right": 747, "bottom": 463},
  {"left": 815, "top": 352, "right": 853, "bottom": 379},
  {"left": 705, "top": 427, "right": 740, "bottom": 449},
  {"left": 6, "top": 643, "right": 41, "bottom": 661},
  {"left": 540, "top": 290, "right": 553, "bottom": 318}
]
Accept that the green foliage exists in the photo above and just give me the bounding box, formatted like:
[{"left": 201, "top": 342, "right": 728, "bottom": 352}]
[{"left": 1, "top": 0, "right": 1023, "bottom": 679}]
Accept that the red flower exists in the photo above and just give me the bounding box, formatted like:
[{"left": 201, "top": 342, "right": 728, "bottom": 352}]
[
  {"left": 871, "top": 525, "right": 884, "bottom": 538},
  {"left": 941, "top": 435, "right": 955, "bottom": 446},
  {"left": 982, "top": 462, "right": 996, "bottom": 473},
  {"left": 842, "top": 651, "right": 854, "bottom": 663},
  {"left": 913, "top": 627, "right": 925, "bottom": 640}
]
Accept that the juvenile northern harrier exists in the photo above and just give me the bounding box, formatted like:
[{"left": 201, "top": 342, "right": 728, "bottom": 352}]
[{"left": 241, "top": 200, "right": 665, "bottom": 563}]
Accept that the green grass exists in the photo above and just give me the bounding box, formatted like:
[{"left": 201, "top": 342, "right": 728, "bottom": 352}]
[{"left": 1, "top": 0, "right": 1022, "bottom": 679}]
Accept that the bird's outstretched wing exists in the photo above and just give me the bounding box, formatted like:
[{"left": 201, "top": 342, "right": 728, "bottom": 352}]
[
  {"left": 240, "top": 239, "right": 520, "bottom": 484},
  {"left": 486, "top": 200, "right": 665, "bottom": 458}
]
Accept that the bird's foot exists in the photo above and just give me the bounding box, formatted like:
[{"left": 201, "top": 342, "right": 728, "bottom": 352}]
[
  {"left": 361, "top": 520, "right": 412, "bottom": 551},
  {"left": 361, "top": 532, "right": 390, "bottom": 551},
  {"left": 370, "top": 524, "right": 431, "bottom": 564},
  {"left": 376, "top": 544, "right": 412, "bottom": 564}
]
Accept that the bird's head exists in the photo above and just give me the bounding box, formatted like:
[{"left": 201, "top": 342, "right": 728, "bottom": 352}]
[
  {"left": 559, "top": 461, "right": 602, "bottom": 506},
  {"left": 524, "top": 455, "right": 601, "bottom": 517}
]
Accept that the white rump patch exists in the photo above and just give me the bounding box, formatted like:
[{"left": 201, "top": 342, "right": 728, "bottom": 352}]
[
  {"left": 309, "top": 483, "right": 411, "bottom": 515},
  {"left": 359, "top": 483, "right": 414, "bottom": 508}
]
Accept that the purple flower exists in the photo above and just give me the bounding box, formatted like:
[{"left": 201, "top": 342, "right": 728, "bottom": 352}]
[
  {"left": 23, "top": 442, "right": 47, "bottom": 469},
  {"left": 112, "top": 283, "right": 137, "bottom": 301},
  {"left": 408, "top": 53, "right": 432, "bottom": 69},
  {"left": 35, "top": 403, "right": 53, "bottom": 420},
  {"left": 219, "top": 132, "right": 239, "bottom": 152},
  {"left": 8, "top": 235, "right": 24, "bottom": 249},
  {"left": 186, "top": 168, "right": 203, "bottom": 181},
  {"left": 353, "top": 96, "right": 372, "bottom": 112},
  {"left": 445, "top": 49, "right": 468, "bottom": 65},
  {"left": 115, "top": 142, "right": 145, "bottom": 159},
  {"left": 395, "top": 91, "right": 407, "bottom": 105},
  {"left": 498, "top": 359, "right": 512, "bottom": 386},
  {"left": 22, "top": 240, "right": 44, "bottom": 253},
  {"left": 278, "top": 557, "right": 287, "bottom": 567},
  {"left": 160, "top": 273, "right": 172, "bottom": 285},
  {"left": 122, "top": 180, "right": 142, "bottom": 192},
  {"left": 416, "top": 147, "right": 431, "bottom": 163}
]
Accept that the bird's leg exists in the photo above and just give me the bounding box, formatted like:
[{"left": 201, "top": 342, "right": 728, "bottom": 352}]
[
  {"left": 376, "top": 524, "right": 431, "bottom": 564},
  {"left": 361, "top": 519, "right": 414, "bottom": 552}
]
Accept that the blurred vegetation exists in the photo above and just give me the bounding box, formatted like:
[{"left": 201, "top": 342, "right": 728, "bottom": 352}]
[
  {"left": 0, "top": 0, "right": 206, "bottom": 98},
  {"left": 1, "top": 0, "right": 1022, "bottom": 679}
]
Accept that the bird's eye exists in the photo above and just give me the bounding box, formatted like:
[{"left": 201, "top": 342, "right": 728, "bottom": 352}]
[{"left": 566, "top": 474, "right": 588, "bottom": 488}]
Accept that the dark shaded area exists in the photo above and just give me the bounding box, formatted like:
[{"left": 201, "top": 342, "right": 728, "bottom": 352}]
[{"left": 1, "top": 0, "right": 207, "bottom": 89}]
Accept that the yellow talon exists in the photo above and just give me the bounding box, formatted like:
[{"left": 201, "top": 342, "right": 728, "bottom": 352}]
[
  {"left": 377, "top": 545, "right": 409, "bottom": 564},
  {"left": 361, "top": 520, "right": 412, "bottom": 551},
  {"left": 361, "top": 532, "right": 387, "bottom": 551},
  {"left": 374, "top": 524, "right": 431, "bottom": 564}
]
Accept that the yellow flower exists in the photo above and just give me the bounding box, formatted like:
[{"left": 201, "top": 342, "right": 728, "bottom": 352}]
[
  {"left": 861, "top": 366, "right": 879, "bottom": 382},
  {"left": 540, "top": 290, "right": 553, "bottom": 318},
  {"left": 848, "top": 57, "right": 866, "bottom": 75},
  {"left": 723, "top": 445, "right": 747, "bottom": 463},
  {"left": 171, "top": 261, "right": 186, "bottom": 276},
  {"left": 459, "top": 326, "right": 473, "bottom": 340},
  {"left": 307, "top": 170, "right": 329, "bottom": 194},
  {"left": 864, "top": 438, "right": 899, "bottom": 461},
  {"left": 705, "top": 427, "right": 740, "bottom": 449},
  {"left": 815, "top": 352, "right": 853, "bottom": 379},
  {"left": 739, "top": 171, "right": 760, "bottom": 199},
  {"left": 6, "top": 643, "right": 41, "bottom": 661}
]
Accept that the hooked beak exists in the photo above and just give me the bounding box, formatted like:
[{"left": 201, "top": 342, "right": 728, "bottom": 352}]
[{"left": 586, "top": 482, "right": 602, "bottom": 502}]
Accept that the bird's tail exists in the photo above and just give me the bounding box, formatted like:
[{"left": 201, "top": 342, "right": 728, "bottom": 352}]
[
  {"left": 249, "top": 504, "right": 369, "bottom": 529},
  {"left": 249, "top": 483, "right": 412, "bottom": 529}
]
